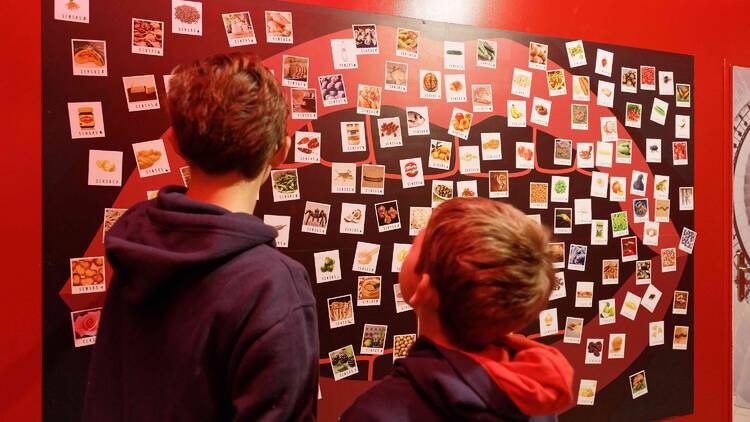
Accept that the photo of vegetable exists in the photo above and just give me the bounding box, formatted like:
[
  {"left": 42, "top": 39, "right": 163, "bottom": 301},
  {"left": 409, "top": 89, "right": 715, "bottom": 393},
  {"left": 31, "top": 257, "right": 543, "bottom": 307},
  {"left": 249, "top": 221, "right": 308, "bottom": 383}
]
[{"left": 611, "top": 211, "right": 628, "bottom": 232}]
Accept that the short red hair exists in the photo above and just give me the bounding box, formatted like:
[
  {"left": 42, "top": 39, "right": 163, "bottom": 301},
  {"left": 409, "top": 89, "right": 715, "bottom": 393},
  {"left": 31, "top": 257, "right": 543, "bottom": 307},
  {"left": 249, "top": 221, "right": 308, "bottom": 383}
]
[{"left": 415, "top": 198, "right": 556, "bottom": 350}]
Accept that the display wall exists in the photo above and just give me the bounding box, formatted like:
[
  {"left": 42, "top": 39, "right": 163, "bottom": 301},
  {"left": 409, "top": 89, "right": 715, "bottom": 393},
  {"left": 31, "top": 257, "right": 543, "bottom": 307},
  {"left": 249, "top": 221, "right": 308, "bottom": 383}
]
[{"left": 39, "top": 1, "right": 699, "bottom": 420}]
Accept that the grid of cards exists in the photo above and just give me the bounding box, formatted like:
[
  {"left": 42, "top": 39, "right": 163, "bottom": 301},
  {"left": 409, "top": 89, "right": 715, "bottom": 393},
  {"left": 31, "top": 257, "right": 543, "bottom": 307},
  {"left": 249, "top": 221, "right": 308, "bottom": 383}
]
[{"left": 54, "top": 3, "right": 694, "bottom": 412}]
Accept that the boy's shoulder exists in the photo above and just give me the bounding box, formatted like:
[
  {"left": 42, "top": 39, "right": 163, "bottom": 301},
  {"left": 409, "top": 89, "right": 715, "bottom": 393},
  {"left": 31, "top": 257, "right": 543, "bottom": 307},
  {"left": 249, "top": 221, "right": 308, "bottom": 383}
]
[{"left": 341, "top": 374, "right": 439, "bottom": 422}]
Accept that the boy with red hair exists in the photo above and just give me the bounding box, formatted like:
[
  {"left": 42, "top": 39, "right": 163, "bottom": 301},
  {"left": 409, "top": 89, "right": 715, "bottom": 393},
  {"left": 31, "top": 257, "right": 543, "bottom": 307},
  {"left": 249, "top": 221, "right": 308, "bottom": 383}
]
[{"left": 343, "top": 197, "right": 573, "bottom": 421}]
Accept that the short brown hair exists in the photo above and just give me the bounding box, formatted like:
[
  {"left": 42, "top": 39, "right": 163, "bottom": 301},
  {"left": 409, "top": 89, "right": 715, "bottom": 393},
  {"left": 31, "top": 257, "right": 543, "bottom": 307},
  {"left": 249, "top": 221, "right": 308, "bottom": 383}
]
[
  {"left": 415, "top": 198, "right": 556, "bottom": 350},
  {"left": 167, "top": 52, "right": 288, "bottom": 179}
]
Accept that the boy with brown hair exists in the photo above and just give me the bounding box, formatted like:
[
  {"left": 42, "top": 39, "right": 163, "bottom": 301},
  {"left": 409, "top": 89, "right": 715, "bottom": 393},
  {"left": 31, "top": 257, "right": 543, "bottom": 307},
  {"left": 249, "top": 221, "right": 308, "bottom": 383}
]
[
  {"left": 343, "top": 197, "right": 573, "bottom": 421},
  {"left": 84, "top": 53, "right": 319, "bottom": 421}
]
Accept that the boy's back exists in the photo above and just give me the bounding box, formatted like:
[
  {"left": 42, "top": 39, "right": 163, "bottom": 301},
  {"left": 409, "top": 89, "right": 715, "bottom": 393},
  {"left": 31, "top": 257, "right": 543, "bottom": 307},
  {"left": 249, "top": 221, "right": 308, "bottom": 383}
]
[{"left": 84, "top": 188, "right": 318, "bottom": 421}]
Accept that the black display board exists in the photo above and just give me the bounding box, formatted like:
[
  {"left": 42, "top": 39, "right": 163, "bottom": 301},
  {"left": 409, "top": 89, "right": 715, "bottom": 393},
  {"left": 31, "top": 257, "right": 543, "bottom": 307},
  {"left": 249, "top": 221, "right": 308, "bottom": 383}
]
[{"left": 43, "top": 1, "right": 694, "bottom": 420}]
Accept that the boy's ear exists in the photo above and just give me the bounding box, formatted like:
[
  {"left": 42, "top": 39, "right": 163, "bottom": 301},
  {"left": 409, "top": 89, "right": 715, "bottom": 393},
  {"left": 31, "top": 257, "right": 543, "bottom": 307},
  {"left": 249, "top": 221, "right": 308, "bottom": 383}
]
[
  {"left": 269, "top": 135, "right": 291, "bottom": 167},
  {"left": 408, "top": 273, "right": 440, "bottom": 310}
]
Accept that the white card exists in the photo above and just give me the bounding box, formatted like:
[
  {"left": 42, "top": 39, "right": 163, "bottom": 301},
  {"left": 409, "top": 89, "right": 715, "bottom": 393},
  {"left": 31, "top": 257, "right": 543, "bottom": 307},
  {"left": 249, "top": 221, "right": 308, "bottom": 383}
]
[
  {"left": 590, "top": 171, "right": 609, "bottom": 198},
  {"left": 595, "top": 142, "right": 613, "bottom": 168},
  {"left": 489, "top": 171, "right": 510, "bottom": 199},
  {"left": 633, "top": 199, "right": 649, "bottom": 223},
  {"left": 511, "top": 68, "right": 532, "bottom": 98},
  {"left": 620, "top": 292, "right": 641, "bottom": 320},
  {"left": 621, "top": 236, "right": 638, "bottom": 262},
  {"left": 341, "top": 121, "right": 366, "bottom": 152},
  {"left": 428, "top": 139, "right": 452, "bottom": 170},
  {"left": 172, "top": 0, "right": 203, "bottom": 36},
  {"left": 270, "top": 169, "right": 300, "bottom": 202},
  {"left": 507, "top": 100, "right": 527, "bottom": 127},
  {"left": 319, "top": 74, "right": 348, "bottom": 107},
  {"left": 621, "top": 67, "right": 637, "bottom": 93},
  {"left": 590, "top": 219, "right": 608, "bottom": 245},
  {"left": 564, "top": 316, "right": 583, "bottom": 344},
  {"left": 641, "top": 284, "right": 662, "bottom": 313},
  {"left": 481, "top": 133, "right": 502, "bottom": 161},
  {"left": 88, "top": 150, "right": 122, "bottom": 186},
  {"left": 374, "top": 200, "right": 401, "bottom": 233},
  {"left": 572, "top": 75, "right": 591, "bottom": 102},
  {"left": 331, "top": 162, "right": 357, "bottom": 194},
  {"left": 631, "top": 171, "right": 647, "bottom": 197},
  {"left": 575, "top": 281, "right": 594, "bottom": 308},
  {"left": 361, "top": 324, "right": 388, "bottom": 355},
  {"left": 353, "top": 242, "right": 380, "bottom": 274},
  {"left": 599, "top": 299, "right": 616, "bottom": 325},
  {"left": 608, "top": 334, "right": 626, "bottom": 359},
  {"left": 132, "top": 139, "right": 170, "bottom": 178},
  {"left": 222, "top": 12, "right": 257, "bottom": 47},
  {"left": 392, "top": 243, "right": 411, "bottom": 273},
  {"left": 600, "top": 116, "right": 618, "bottom": 142},
  {"left": 675, "top": 115, "right": 690, "bottom": 139},
  {"left": 635, "top": 259, "right": 651, "bottom": 285},
  {"left": 263, "top": 215, "right": 291, "bottom": 248},
  {"left": 577, "top": 379, "right": 598, "bottom": 406},
  {"left": 646, "top": 138, "right": 662, "bottom": 163},
  {"left": 301, "top": 201, "right": 331, "bottom": 235},
  {"left": 314, "top": 250, "right": 342, "bottom": 283},
  {"left": 122, "top": 75, "right": 160, "bottom": 112},
  {"left": 550, "top": 176, "right": 569, "bottom": 203},
  {"left": 576, "top": 142, "right": 594, "bottom": 168},
  {"left": 400, "top": 158, "right": 426, "bottom": 188},
  {"left": 377, "top": 117, "right": 403, "bottom": 148},
  {"left": 360, "top": 164, "right": 385, "bottom": 194},
  {"left": 448, "top": 108, "right": 473, "bottom": 140},
  {"left": 565, "top": 40, "right": 586, "bottom": 67},
  {"left": 673, "top": 326, "right": 689, "bottom": 350},
  {"left": 550, "top": 272, "right": 567, "bottom": 301},
  {"left": 568, "top": 244, "right": 587, "bottom": 271},
  {"left": 659, "top": 71, "right": 674, "bottom": 95},
  {"left": 456, "top": 180, "right": 478, "bottom": 198},
  {"left": 420, "top": 70, "right": 442, "bottom": 99},
  {"left": 445, "top": 74, "right": 468, "bottom": 103},
  {"left": 516, "top": 142, "right": 534, "bottom": 169},
  {"left": 406, "top": 106, "right": 430, "bottom": 136},
  {"left": 596, "top": 80, "right": 615, "bottom": 108},
  {"left": 459, "top": 146, "right": 481, "bottom": 174},
  {"left": 585, "top": 339, "right": 604, "bottom": 364},
  {"left": 472, "top": 84, "right": 493, "bottom": 113},
  {"left": 71, "top": 39, "right": 107, "bottom": 76},
  {"left": 409, "top": 207, "right": 432, "bottom": 236},
  {"left": 331, "top": 39, "right": 358, "bottom": 70},
  {"left": 294, "top": 131, "right": 321, "bottom": 163},
  {"left": 602, "top": 260, "right": 619, "bottom": 285},
  {"left": 643, "top": 221, "right": 659, "bottom": 246},
  {"left": 574, "top": 198, "right": 592, "bottom": 225},
  {"left": 650, "top": 97, "right": 669, "bottom": 125},
  {"left": 55, "top": 0, "right": 90, "bottom": 22},
  {"left": 339, "top": 202, "right": 366, "bottom": 235},
  {"left": 649, "top": 321, "right": 665, "bottom": 346},
  {"left": 530, "top": 97, "right": 552, "bottom": 126},
  {"left": 539, "top": 308, "right": 558, "bottom": 337},
  {"left": 432, "top": 180, "right": 454, "bottom": 207},
  {"left": 609, "top": 177, "right": 626, "bottom": 202},
  {"left": 594, "top": 49, "right": 613, "bottom": 77},
  {"left": 443, "top": 41, "right": 465, "bottom": 70},
  {"left": 67, "top": 102, "right": 105, "bottom": 139},
  {"left": 357, "top": 276, "right": 382, "bottom": 306}
]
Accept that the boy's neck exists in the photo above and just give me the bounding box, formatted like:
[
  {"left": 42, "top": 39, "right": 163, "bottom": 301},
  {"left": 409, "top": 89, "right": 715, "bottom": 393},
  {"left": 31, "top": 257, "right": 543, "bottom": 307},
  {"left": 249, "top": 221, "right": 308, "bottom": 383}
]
[
  {"left": 185, "top": 166, "right": 265, "bottom": 214},
  {"left": 416, "top": 308, "right": 462, "bottom": 351}
]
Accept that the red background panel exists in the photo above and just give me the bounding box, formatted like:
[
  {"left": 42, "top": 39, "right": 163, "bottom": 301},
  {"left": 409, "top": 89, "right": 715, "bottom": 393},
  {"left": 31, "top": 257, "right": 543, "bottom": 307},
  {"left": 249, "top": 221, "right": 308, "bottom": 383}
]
[{"left": 2, "top": 0, "right": 748, "bottom": 420}]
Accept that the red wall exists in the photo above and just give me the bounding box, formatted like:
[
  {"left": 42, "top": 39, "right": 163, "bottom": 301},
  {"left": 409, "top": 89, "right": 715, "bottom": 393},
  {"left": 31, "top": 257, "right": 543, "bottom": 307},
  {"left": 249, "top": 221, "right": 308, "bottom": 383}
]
[{"left": 3, "top": 0, "right": 747, "bottom": 420}]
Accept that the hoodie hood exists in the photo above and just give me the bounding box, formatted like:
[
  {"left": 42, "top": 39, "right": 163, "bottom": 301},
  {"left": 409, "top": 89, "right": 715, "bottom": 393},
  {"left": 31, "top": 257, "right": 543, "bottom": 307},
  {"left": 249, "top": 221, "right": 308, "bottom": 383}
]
[
  {"left": 463, "top": 334, "right": 575, "bottom": 417},
  {"left": 104, "top": 185, "right": 277, "bottom": 303},
  {"left": 394, "top": 338, "right": 532, "bottom": 421}
]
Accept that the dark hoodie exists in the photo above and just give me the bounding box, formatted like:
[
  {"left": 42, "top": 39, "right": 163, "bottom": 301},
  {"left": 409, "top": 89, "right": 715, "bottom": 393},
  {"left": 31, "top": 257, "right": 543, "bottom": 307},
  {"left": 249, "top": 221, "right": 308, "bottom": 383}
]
[
  {"left": 83, "top": 186, "right": 318, "bottom": 422},
  {"left": 341, "top": 335, "right": 573, "bottom": 422}
]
